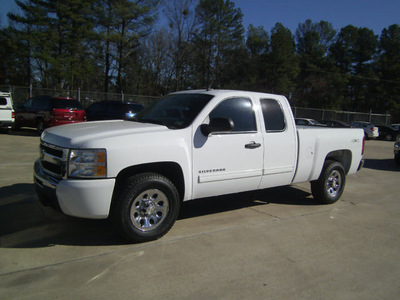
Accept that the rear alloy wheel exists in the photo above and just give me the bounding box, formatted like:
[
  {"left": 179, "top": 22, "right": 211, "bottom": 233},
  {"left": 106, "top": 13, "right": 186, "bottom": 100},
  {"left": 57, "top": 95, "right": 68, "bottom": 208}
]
[
  {"left": 384, "top": 134, "right": 393, "bottom": 141},
  {"left": 112, "top": 173, "right": 180, "bottom": 243},
  {"left": 311, "top": 161, "right": 346, "bottom": 204}
]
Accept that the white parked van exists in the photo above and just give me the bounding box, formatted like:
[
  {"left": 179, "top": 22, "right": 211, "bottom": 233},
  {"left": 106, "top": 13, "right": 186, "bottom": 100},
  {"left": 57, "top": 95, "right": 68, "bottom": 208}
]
[{"left": 0, "top": 92, "right": 15, "bottom": 132}]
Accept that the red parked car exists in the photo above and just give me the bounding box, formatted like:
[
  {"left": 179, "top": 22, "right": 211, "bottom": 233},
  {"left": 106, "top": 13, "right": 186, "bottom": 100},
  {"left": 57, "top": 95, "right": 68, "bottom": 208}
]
[{"left": 14, "top": 96, "right": 86, "bottom": 134}]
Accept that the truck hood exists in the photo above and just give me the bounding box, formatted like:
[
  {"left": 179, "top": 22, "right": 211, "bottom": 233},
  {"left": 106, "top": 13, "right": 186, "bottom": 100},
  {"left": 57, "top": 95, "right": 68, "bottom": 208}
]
[{"left": 41, "top": 120, "right": 169, "bottom": 148}]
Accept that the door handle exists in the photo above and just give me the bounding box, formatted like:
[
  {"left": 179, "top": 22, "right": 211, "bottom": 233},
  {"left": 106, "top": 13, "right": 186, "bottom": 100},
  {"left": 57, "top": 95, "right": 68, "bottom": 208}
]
[{"left": 245, "top": 142, "right": 261, "bottom": 149}]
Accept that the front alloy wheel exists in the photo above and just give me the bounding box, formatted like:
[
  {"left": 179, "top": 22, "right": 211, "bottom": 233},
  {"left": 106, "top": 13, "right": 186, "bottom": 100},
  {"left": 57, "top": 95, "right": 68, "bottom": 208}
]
[
  {"left": 130, "top": 189, "right": 169, "bottom": 232},
  {"left": 112, "top": 173, "right": 180, "bottom": 243}
]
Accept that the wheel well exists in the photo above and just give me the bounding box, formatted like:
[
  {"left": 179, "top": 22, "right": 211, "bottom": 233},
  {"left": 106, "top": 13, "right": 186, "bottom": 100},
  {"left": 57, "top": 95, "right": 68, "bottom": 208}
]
[
  {"left": 325, "top": 150, "right": 352, "bottom": 174},
  {"left": 113, "top": 162, "right": 185, "bottom": 201}
]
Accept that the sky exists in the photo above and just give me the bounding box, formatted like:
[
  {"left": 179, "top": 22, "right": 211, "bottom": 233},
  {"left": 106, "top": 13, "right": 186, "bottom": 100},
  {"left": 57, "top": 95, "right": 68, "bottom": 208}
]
[
  {"left": 233, "top": 0, "right": 400, "bottom": 35},
  {"left": 1, "top": 0, "right": 399, "bottom": 35}
]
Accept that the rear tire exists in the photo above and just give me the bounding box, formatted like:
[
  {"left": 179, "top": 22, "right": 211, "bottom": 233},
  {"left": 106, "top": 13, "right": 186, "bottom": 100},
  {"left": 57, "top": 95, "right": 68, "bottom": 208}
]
[
  {"left": 37, "top": 119, "right": 45, "bottom": 135},
  {"left": 111, "top": 173, "right": 180, "bottom": 243},
  {"left": 13, "top": 121, "right": 20, "bottom": 131},
  {"left": 311, "top": 161, "right": 346, "bottom": 204}
]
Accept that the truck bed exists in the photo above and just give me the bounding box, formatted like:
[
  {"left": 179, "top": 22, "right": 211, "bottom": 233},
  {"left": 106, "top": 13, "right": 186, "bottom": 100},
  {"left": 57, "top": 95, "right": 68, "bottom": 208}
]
[{"left": 293, "top": 126, "right": 364, "bottom": 183}]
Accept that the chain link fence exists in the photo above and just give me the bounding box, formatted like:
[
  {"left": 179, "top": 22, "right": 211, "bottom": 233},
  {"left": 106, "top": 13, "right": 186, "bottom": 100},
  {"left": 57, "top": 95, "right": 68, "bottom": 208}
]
[
  {"left": 292, "top": 107, "right": 391, "bottom": 126},
  {"left": 0, "top": 85, "right": 160, "bottom": 108},
  {"left": 1, "top": 85, "right": 392, "bottom": 125}
]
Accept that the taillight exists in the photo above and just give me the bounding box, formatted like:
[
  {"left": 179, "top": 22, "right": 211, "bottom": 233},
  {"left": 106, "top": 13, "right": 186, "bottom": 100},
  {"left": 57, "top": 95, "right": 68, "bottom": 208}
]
[
  {"left": 362, "top": 136, "right": 365, "bottom": 155},
  {"left": 12, "top": 112, "right": 15, "bottom": 119}
]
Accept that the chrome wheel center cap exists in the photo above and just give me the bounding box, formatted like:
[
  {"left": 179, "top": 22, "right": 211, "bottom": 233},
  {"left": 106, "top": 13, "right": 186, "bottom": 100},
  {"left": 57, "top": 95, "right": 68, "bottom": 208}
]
[{"left": 141, "top": 200, "right": 155, "bottom": 215}]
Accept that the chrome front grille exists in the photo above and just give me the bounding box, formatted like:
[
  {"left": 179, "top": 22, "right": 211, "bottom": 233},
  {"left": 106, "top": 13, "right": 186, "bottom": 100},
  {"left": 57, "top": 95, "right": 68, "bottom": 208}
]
[{"left": 39, "top": 141, "right": 69, "bottom": 179}]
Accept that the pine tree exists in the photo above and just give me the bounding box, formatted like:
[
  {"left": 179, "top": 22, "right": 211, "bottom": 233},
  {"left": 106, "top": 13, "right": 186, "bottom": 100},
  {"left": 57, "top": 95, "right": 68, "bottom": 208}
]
[
  {"left": 245, "top": 24, "right": 269, "bottom": 91},
  {"left": 376, "top": 25, "right": 400, "bottom": 118},
  {"left": 109, "top": 0, "right": 158, "bottom": 93},
  {"left": 192, "top": 0, "right": 244, "bottom": 88},
  {"left": 330, "top": 25, "right": 378, "bottom": 111},
  {"left": 163, "top": 0, "right": 198, "bottom": 91},
  {"left": 295, "top": 20, "right": 338, "bottom": 109},
  {"left": 268, "top": 23, "right": 299, "bottom": 98}
]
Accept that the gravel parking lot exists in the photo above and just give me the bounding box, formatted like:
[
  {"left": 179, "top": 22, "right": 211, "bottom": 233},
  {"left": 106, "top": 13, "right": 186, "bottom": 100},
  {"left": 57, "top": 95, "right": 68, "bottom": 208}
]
[{"left": 1, "top": 129, "right": 399, "bottom": 299}]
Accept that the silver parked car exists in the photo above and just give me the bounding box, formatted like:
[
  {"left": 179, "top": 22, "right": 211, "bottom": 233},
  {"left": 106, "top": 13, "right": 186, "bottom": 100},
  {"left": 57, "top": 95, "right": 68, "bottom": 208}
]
[
  {"left": 351, "top": 121, "right": 379, "bottom": 139},
  {"left": 295, "top": 118, "right": 326, "bottom": 126}
]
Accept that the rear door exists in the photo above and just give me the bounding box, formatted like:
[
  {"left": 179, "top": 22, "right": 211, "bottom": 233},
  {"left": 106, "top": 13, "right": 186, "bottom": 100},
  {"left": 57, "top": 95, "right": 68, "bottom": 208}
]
[
  {"left": 192, "top": 96, "right": 264, "bottom": 199},
  {"left": 0, "top": 96, "right": 12, "bottom": 122},
  {"left": 16, "top": 97, "right": 35, "bottom": 127},
  {"left": 258, "top": 97, "right": 297, "bottom": 188}
]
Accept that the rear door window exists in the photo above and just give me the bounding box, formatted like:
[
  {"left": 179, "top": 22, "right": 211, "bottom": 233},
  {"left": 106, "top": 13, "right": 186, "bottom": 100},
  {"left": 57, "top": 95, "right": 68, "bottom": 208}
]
[
  {"left": 260, "top": 99, "right": 286, "bottom": 131},
  {"left": 23, "top": 98, "right": 34, "bottom": 109}
]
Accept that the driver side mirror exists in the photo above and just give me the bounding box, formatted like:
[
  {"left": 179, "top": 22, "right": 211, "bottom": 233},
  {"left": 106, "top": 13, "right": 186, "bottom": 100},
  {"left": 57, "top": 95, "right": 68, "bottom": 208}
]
[{"left": 201, "top": 117, "right": 234, "bottom": 136}]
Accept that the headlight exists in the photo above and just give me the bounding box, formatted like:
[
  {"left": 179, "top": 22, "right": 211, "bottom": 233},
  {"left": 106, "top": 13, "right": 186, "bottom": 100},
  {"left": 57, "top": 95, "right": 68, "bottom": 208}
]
[{"left": 68, "top": 149, "right": 107, "bottom": 178}]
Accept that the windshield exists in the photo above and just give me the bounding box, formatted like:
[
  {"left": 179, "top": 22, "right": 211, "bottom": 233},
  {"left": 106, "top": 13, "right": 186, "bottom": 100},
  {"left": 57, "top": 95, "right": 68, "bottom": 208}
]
[
  {"left": 51, "top": 99, "right": 83, "bottom": 110},
  {"left": 126, "top": 103, "right": 144, "bottom": 113},
  {"left": 135, "top": 93, "right": 213, "bottom": 129}
]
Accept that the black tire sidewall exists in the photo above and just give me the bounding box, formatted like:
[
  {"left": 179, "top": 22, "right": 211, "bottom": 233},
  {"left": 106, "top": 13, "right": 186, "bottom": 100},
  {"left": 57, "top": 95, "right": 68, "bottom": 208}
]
[
  {"left": 37, "top": 119, "right": 45, "bottom": 135},
  {"left": 114, "top": 173, "right": 180, "bottom": 243},
  {"left": 312, "top": 161, "right": 346, "bottom": 204},
  {"left": 395, "top": 154, "right": 400, "bottom": 165}
]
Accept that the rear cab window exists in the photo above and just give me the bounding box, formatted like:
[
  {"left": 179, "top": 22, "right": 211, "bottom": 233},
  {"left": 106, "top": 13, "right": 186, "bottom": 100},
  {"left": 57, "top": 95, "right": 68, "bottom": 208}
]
[{"left": 0, "top": 97, "right": 8, "bottom": 106}]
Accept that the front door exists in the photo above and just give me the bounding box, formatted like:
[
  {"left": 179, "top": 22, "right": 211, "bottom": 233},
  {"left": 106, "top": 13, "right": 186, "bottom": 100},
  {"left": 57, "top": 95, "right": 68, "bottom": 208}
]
[{"left": 192, "top": 97, "right": 263, "bottom": 199}]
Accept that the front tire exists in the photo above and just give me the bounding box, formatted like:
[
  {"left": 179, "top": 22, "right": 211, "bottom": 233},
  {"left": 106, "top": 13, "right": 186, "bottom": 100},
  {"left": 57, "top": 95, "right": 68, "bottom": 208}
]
[
  {"left": 395, "top": 154, "right": 400, "bottom": 165},
  {"left": 112, "top": 173, "right": 180, "bottom": 243},
  {"left": 311, "top": 161, "right": 346, "bottom": 204}
]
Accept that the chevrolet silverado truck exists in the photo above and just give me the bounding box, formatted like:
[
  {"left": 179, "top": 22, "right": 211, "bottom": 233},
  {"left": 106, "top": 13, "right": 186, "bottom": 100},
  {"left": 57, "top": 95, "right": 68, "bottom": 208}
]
[{"left": 34, "top": 90, "right": 365, "bottom": 242}]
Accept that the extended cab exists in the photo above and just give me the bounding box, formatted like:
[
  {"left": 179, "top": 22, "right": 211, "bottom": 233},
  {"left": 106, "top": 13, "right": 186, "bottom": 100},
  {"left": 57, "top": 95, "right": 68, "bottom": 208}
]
[{"left": 34, "top": 90, "right": 365, "bottom": 242}]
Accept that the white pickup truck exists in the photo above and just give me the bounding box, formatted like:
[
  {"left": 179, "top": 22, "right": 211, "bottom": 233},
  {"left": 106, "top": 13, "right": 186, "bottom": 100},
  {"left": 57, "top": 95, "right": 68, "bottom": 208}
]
[{"left": 34, "top": 90, "right": 364, "bottom": 242}]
